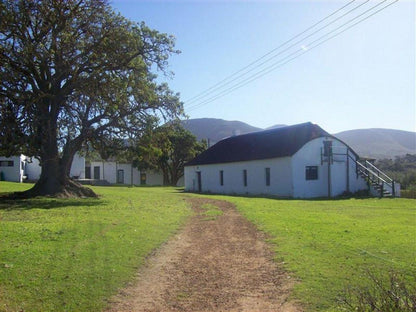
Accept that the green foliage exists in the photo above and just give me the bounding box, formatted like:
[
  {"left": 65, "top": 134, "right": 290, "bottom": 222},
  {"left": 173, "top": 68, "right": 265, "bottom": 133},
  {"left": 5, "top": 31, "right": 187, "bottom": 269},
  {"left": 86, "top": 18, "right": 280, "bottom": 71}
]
[
  {"left": 134, "top": 122, "right": 207, "bottom": 185},
  {"left": 203, "top": 194, "right": 416, "bottom": 311},
  {"left": 376, "top": 154, "right": 416, "bottom": 190},
  {"left": 401, "top": 185, "right": 416, "bottom": 199},
  {"left": 0, "top": 182, "right": 190, "bottom": 311},
  {"left": 0, "top": 0, "right": 182, "bottom": 196}
]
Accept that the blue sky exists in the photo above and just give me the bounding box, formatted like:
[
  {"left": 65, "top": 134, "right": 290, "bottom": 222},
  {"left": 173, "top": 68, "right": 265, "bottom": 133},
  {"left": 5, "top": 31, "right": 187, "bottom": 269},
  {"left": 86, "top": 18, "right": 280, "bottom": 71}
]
[{"left": 111, "top": 0, "right": 415, "bottom": 134}]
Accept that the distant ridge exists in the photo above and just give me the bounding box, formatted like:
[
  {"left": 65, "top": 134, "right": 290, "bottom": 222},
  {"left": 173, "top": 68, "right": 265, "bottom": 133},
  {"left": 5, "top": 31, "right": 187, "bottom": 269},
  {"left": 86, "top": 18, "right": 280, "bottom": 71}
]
[
  {"left": 181, "top": 118, "right": 262, "bottom": 144},
  {"left": 335, "top": 128, "right": 416, "bottom": 159},
  {"left": 182, "top": 118, "right": 415, "bottom": 159}
]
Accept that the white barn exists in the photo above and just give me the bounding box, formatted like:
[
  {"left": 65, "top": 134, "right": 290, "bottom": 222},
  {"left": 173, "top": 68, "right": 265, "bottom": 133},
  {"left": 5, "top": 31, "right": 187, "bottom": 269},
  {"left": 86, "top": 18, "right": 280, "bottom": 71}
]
[{"left": 185, "top": 123, "right": 397, "bottom": 198}]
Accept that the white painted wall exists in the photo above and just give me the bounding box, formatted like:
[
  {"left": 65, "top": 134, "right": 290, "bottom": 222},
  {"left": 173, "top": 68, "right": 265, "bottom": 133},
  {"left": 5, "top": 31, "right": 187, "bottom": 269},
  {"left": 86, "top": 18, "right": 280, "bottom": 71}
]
[
  {"left": 69, "top": 153, "right": 85, "bottom": 179},
  {"left": 24, "top": 153, "right": 85, "bottom": 181},
  {"left": 24, "top": 157, "right": 41, "bottom": 181},
  {"left": 290, "top": 137, "right": 367, "bottom": 198},
  {"left": 87, "top": 161, "right": 167, "bottom": 186},
  {"left": 0, "top": 155, "right": 25, "bottom": 182},
  {"left": 141, "top": 170, "right": 164, "bottom": 186},
  {"left": 185, "top": 137, "right": 369, "bottom": 198},
  {"left": 185, "top": 157, "right": 293, "bottom": 196}
]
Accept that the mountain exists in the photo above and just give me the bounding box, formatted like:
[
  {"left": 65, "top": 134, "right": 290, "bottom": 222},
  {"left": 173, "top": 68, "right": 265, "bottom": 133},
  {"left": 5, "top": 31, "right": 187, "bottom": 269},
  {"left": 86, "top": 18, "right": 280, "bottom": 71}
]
[
  {"left": 181, "top": 118, "right": 262, "bottom": 144},
  {"left": 182, "top": 118, "right": 415, "bottom": 159},
  {"left": 335, "top": 128, "right": 416, "bottom": 159}
]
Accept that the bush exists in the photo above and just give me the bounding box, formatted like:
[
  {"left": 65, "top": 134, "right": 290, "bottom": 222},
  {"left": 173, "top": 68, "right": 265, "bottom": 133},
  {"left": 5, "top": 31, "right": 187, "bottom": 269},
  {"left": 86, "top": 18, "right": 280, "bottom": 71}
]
[
  {"left": 401, "top": 185, "right": 416, "bottom": 199},
  {"left": 339, "top": 270, "right": 416, "bottom": 311}
]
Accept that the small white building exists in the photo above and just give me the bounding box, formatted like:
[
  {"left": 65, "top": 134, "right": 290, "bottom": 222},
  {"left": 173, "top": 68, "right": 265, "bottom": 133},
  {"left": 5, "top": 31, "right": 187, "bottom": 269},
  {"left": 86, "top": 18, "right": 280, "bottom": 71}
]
[
  {"left": 0, "top": 155, "right": 26, "bottom": 183},
  {"left": 84, "top": 160, "right": 183, "bottom": 186},
  {"left": 185, "top": 122, "right": 393, "bottom": 198},
  {"left": 0, "top": 154, "right": 85, "bottom": 183},
  {"left": 0, "top": 153, "right": 185, "bottom": 187}
]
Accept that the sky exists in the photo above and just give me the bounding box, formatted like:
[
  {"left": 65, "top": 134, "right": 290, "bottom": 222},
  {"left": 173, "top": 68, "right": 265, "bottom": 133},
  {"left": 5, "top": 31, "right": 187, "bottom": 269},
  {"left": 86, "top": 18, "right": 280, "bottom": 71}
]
[{"left": 111, "top": 0, "right": 415, "bottom": 134}]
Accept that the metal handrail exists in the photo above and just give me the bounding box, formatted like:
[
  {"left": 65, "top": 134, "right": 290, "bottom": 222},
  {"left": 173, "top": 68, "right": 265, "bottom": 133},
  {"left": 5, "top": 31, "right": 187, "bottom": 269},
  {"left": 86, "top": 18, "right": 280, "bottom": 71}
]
[
  {"left": 355, "top": 161, "right": 390, "bottom": 186},
  {"left": 364, "top": 160, "right": 393, "bottom": 183},
  {"left": 348, "top": 152, "right": 396, "bottom": 197}
]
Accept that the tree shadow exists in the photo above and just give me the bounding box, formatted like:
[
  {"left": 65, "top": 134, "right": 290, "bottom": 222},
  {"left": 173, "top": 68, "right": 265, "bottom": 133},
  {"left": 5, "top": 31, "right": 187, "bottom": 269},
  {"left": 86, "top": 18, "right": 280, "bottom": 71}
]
[
  {"left": 0, "top": 196, "right": 104, "bottom": 211},
  {"left": 177, "top": 190, "right": 392, "bottom": 201}
]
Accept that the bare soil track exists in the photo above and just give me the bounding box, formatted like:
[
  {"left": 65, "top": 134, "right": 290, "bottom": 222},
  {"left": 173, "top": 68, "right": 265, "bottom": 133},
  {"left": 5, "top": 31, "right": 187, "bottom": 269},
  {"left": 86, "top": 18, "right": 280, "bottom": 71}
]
[{"left": 107, "top": 197, "right": 302, "bottom": 312}]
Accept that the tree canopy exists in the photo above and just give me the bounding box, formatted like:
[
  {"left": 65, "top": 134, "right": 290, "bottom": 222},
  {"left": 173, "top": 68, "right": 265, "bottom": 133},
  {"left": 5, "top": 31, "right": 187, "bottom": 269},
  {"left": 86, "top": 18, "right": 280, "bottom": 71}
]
[
  {"left": 0, "top": 0, "right": 183, "bottom": 197},
  {"left": 135, "top": 123, "right": 207, "bottom": 186}
]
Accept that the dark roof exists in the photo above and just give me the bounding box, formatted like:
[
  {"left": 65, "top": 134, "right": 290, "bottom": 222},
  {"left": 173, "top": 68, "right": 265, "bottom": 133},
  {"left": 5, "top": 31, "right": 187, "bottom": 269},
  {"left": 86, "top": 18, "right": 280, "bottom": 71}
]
[{"left": 186, "top": 122, "right": 332, "bottom": 166}]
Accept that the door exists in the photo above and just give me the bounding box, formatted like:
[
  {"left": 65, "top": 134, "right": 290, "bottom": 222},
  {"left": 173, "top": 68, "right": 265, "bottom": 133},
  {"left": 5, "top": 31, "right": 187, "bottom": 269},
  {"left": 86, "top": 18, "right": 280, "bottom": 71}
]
[
  {"left": 140, "top": 173, "right": 147, "bottom": 185},
  {"left": 117, "top": 169, "right": 124, "bottom": 184},
  {"left": 85, "top": 166, "right": 91, "bottom": 179},
  {"left": 93, "top": 166, "right": 100, "bottom": 179},
  {"left": 197, "top": 171, "right": 202, "bottom": 192}
]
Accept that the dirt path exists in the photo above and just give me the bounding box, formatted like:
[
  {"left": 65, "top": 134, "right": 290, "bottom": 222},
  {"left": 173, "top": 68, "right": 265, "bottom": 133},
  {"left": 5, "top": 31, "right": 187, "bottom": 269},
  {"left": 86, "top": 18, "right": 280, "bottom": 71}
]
[{"left": 107, "top": 198, "right": 302, "bottom": 312}]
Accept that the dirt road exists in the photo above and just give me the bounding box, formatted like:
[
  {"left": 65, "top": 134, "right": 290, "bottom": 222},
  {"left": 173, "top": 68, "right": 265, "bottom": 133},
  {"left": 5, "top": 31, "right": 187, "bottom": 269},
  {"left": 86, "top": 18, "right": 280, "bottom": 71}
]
[{"left": 107, "top": 197, "right": 302, "bottom": 312}]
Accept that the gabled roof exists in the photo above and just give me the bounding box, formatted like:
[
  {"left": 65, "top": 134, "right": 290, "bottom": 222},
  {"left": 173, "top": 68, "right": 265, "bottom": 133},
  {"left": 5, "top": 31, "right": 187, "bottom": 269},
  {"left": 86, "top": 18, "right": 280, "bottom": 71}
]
[{"left": 185, "top": 122, "right": 332, "bottom": 166}]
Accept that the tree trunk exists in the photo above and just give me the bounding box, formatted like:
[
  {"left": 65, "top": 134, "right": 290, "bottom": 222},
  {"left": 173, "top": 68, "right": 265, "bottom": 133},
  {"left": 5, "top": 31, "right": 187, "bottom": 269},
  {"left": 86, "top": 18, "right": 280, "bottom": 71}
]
[
  {"left": 15, "top": 105, "right": 97, "bottom": 199},
  {"left": 20, "top": 156, "right": 97, "bottom": 198}
]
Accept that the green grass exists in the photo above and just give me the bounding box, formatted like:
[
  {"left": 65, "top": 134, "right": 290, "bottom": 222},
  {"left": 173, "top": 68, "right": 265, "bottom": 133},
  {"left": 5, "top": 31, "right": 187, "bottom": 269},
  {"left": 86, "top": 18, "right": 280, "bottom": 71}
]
[
  {"left": 199, "top": 194, "right": 416, "bottom": 311},
  {"left": 0, "top": 182, "right": 190, "bottom": 312},
  {"left": 1, "top": 182, "right": 415, "bottom": 311},
  {"left": 200, "top": 203, "right": 223, "bottom": 220}
]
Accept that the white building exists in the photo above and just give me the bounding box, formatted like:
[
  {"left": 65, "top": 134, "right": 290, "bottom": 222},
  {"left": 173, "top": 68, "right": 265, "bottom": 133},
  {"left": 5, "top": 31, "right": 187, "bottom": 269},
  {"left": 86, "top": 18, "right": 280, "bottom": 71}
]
[
  {"left": 84, "top": 161, "right": 163, "bottom": 185},
  {"left": 0, "top": 153, "right": 85, "bottom": 183},
  {"left": 84, "top": 161, "right": 183, "bottom": 186},
  {"left": 185, "top": 122, "right": 397, "bottom": 198},
  {"left": 0, "top": 153, "right": 185, "bottom": 187},
  {"left": 0, "top": 155, "right": 26, "bottom": 183}
]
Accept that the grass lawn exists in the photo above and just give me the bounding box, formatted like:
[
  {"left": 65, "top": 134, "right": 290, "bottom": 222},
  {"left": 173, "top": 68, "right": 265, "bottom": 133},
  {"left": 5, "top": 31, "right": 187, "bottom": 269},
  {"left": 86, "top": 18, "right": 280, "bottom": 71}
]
[
  {"left": 0, "top": 182, "right": 190, "bottom": 312},
  {"left": 200, "top": 194, "right": 416, "bottom": 311}
]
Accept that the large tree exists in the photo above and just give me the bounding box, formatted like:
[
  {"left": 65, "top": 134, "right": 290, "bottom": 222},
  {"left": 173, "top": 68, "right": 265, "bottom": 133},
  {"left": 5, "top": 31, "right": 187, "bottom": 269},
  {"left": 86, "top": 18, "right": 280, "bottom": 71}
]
[
  {"left": 135, "top": 123, "right": 206, "bottom": 186},
  {"left": 0, "top": 0, "right": 182, "bottom": 197}
]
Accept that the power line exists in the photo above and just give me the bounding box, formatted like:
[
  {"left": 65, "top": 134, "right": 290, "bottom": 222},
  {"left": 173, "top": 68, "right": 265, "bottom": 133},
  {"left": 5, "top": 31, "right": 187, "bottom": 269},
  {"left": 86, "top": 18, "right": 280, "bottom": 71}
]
[
  {"left": 186, "top": 0, "right": 399, "bottom": 112},
  {"left": 184, "top": 0, "right": 358, "bottom": 105}
]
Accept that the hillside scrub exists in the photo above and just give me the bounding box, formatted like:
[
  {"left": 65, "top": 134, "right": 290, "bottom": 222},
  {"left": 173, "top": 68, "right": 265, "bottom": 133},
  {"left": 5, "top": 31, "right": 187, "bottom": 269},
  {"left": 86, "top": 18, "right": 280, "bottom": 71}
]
[{"left": 376, "top": 154, "right": 416, "bottom": 190}]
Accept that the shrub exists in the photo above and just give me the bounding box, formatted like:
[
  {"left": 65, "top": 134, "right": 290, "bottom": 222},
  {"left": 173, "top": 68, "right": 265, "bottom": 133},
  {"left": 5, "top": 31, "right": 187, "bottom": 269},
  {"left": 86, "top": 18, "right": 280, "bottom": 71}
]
[{"left": 339, "top": 270, "right": 416, "bottom": 311}]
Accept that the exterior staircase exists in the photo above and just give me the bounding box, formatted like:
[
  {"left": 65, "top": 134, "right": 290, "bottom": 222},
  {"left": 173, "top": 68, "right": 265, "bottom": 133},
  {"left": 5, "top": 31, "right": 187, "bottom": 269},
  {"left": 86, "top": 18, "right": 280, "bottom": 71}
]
[{"left": 355, "top": 159, "right": 398, "bottom": 197}]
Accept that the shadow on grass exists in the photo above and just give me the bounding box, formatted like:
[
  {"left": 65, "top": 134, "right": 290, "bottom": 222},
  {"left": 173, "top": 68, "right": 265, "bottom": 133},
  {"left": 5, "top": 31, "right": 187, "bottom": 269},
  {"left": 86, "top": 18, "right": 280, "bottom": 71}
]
[
  {"left": 179, "top": 190, "right": 395, "bottom": 201},
  {"left": 0, "top": 196, "right": 104, "bottom": 211}
]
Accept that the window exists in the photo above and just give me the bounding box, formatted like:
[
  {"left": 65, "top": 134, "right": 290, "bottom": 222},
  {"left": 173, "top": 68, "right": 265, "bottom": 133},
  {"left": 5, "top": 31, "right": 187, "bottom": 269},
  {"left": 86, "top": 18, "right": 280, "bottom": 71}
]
[
  {"left": 306, "top": 166, "right": 318, "bottom": 180},
  {"left": 0, "top": 160, "right": 14, "bottom": 167},
  {"left": 265, "top": 168, "right": 270, "bottom": 186},
  {"left": 243, "top": 169, "right": 247, "bottom": 187},
  {"left": 220, "top": 170, "right": 224, "bottom": 186}
]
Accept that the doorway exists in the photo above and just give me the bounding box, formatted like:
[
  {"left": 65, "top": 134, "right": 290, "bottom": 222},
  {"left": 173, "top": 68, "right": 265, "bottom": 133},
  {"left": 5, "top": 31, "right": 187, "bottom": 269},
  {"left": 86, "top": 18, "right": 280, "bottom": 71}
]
[
  {"left": 197, "top": 171, "right": 202, "bottom": 192},
  {"left": 93, "top": 166, "right": 100, "bottom": 179},
  {"left": 140, "top": 173, "right": 147, "bottom": 185},
  {"left": 117, "top": 169, "right": 124, "bottom": 184}
]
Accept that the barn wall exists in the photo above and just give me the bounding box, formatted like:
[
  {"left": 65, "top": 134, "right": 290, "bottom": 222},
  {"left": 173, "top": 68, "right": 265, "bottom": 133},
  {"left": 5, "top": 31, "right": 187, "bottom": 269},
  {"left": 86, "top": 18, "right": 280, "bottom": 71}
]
[
  {"left": 292, "top": 137, "right": 367, "bottom": 198},
  {"left": 185, "top": 157, "right": 293, "bottom": 196}
]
